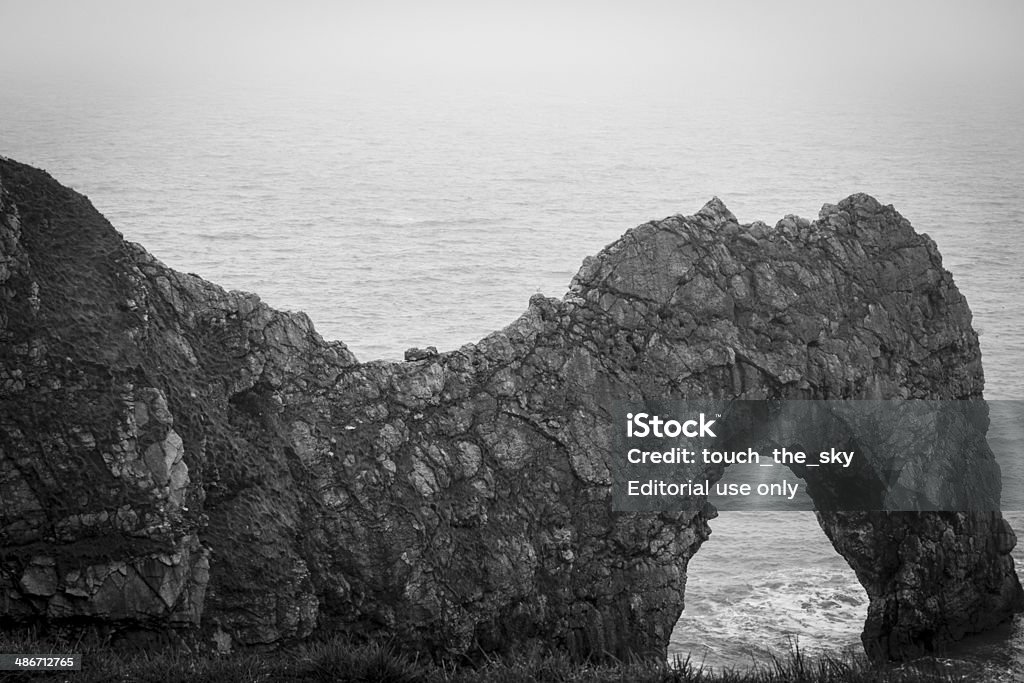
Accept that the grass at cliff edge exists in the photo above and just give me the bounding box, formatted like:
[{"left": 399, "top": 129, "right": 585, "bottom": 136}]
[{"left": 0, "top": 631, "right": 980, "bottom": 682}]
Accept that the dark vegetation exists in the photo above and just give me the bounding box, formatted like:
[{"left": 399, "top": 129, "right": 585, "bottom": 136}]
[{"left": 0, "top": 629, "right": 981, "bottom": 682}]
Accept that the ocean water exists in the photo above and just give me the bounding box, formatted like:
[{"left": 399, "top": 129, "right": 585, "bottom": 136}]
[{"left": 2, "top": 73, "right": 1022, "bottom": 676}]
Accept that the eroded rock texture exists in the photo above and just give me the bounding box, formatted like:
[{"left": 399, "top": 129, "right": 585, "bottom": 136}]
[{"left": 0, "top": 156, "right": 1020, "bottom": 661}]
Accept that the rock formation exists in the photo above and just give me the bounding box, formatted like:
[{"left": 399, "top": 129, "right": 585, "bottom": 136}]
[{"left": 0, "top": 155, "right": 1020, "bottom": 661}]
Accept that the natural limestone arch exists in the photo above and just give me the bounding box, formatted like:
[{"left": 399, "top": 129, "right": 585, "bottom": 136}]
[
  {"left": 1, "top": 155, "right": 1020, "bottom": 661},
  {"left": 648, "top": 398, "right": 1015, "bottom": 662}
]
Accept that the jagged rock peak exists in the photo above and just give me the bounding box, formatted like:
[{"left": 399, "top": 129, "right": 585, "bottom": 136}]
[{"left": 695, "top": 195, "right": 738, "bottom": 225}]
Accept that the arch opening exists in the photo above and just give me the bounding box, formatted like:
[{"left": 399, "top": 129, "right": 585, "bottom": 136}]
[{"left": 669, "top": 509, "right": 868, "bottom": 671}]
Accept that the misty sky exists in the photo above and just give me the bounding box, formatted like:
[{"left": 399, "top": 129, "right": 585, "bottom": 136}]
[{"left": 2, "top": 0, "right": 1022, "bottom": 92}]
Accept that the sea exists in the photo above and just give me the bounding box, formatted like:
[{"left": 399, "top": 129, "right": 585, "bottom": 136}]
[{"left": 2, "top": 71, "right": 1022, "bottom": 678}]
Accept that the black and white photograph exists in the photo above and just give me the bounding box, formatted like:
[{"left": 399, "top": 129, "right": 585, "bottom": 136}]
[{"left": 1, "top": 1, "right": 1023, "bottom": 680}]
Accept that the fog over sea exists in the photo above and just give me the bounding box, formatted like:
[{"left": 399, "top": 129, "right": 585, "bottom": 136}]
[{"left": 3, "top": 68, "right": 1023, "bottom": 677}]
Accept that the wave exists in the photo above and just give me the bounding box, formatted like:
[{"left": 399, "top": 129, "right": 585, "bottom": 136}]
[{"left": 367, "top": 215, "right": 507, "bottom": 229}]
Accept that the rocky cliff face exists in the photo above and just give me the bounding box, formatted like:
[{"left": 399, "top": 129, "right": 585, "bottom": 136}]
[{"left": 1, "top": 156, "right": 1020, "bottom": 661}]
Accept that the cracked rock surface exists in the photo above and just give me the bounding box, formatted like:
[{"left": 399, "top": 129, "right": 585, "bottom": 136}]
[{"left": 0, "top": 156, "right": 1020, "bottom": 660}]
